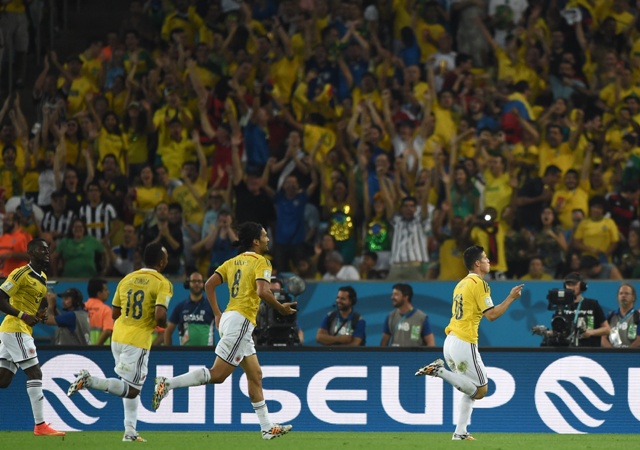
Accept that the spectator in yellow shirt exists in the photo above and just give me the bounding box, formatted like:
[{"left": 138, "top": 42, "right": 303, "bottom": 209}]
[
  {"left": 79, "top": 40, "right": 104, "bottom": 88},
  {"left": 538, "top": 124, "right": 579, "bottom": 177},
  {"left": 51, "top": 53, "right": 96, "bottom": 117},
  {"left": 93, "top": 111, "right": 128, "bottom": 176},
  {"left": 520, "top": 256, "right": 554, "bottom": 281},
  {"left": 552, "top": 169, "right": 589, "bottom": 230},
  {"left": 152, "top": 89, "right": 194, "bottom": 146},
  {"left": 483, "top": 153, "right": 512, "bottom": 220},
  {"left": 414, "top": 3, "right": 446, "bottom": 63},
  {"left": 160, "top": 0, "right": 204, "bottom": 49},
  {"left": 157, "top": 119, "right": 194, "bottom": 179},
  {"left": 170, "top": 131, "right": 209, "bottom": 231},
  {"left": 598, "top": 64, "right": 640, "bottom": 122},
  {"left": 573, "top": 196, "right": 620, "bottom": 263},
  {"left": 133, "top": 165, "right": 169, "bottom": 227}
]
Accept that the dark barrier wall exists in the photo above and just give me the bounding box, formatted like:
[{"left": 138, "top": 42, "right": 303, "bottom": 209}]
[
  {"left": 32, "top": 280, "right": 630, "bottom": 347},
  {"left": 0, "top": 348, "right": 637, "bottom": 433}
]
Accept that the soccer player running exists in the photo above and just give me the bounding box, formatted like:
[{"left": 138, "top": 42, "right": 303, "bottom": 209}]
[
  {"left": 152, "top": 222, "right": 297, "bottom": 440},
  {"left": 0, "top": 238, "right": 66, "bottom": 436},
  {"left": 415, "top": 245, "right": 523, "bottom": 441},
  {"left": 67, "top": 243, "right": 172, "bottom": 442}
]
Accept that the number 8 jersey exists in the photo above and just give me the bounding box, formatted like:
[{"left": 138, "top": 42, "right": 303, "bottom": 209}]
[
  {"left": 215, "top": 251, "right": 272, "bottom": 326},
  {"left": 112, "top": 268, "right": 173, "bottom": 349},
  {"left": 445, "top": 273, "right": 494, "bottom": 344}
]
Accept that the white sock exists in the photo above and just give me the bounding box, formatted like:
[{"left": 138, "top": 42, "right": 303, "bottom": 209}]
[
  {"left": 455, "top": 395, "right": 475, "bottom": 435},
  {"left": 436, "top": 368, "right": 478, "bottom": 397},
  {"left": 27, "top": 380, "right": 44, "bottom": 424},
  {"left": 88, "top": 377, "right": 130, "bottom": 397},
  {"left": 252, "top": 400, "right": 271, "bottom": 431},
  {"left": 168, "top": 368, "right": 211, "bottom": 390},
  {"left": 123, "top": 396, "right": 139, "bottom": 435}
]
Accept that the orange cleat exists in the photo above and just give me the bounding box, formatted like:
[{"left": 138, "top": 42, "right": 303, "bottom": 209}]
[{"left": 34, "top": 422, "right": 66, "bottom": 436}]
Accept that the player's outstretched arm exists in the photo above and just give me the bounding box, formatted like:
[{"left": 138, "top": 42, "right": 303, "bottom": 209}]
[
  {"left": 257, "top": 280, "right": 297, "bottom": 315},
  {"left": 483, "top": 284, "right": 524, "bottom": 322}
]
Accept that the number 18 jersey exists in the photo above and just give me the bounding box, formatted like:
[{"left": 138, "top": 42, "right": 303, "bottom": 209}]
[
  {"left": 112, "top": 268, "right": 173, "bottom": 349},
  {"left": 445, "top": 273, "right": 494, "bottom": 344},
  {"left": 215, "top": 252, "right": 272, "bottom": 326}
]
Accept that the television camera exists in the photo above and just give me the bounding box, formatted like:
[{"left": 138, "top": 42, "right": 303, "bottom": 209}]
[
  {"left": 531, "top": 288, "right": 586, "bottom": 347},
  {"left": 254, "top": 276, "right": 306, "bottom": 346}
]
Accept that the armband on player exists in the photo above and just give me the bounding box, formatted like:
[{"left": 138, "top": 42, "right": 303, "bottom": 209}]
[{"left": 18, "top": 311, "right": 28, "bottom": 321}]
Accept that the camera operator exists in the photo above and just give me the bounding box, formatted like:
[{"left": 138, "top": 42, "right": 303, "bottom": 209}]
[
  {"left": 601, "top": 283, "right": 640, "bottom": 348},
  {"left": 253, "top": 278, "right": 303, "bottom": 346},
  {"left": 538, "top": 273, "right": 610, "bottom": 347}
]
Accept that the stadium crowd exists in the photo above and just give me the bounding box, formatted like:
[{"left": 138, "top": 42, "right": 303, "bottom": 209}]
[{"left": 1, "top": 0, "right": 640, "bottom": 283}]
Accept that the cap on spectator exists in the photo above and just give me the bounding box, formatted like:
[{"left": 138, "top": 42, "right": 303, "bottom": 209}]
[
  {"left": 51, "top": 190, "right": 64, "bottom": 199},
  {"left": 57, "top": 288, "right": 83, "bottom": 302},
  {"left": 564, "top": 272, "right": 584, "bottom": 284},
  {"left": 373, "top": 192, "right": 383, "bottom": 201},
  {"left": 364, "top": 5, "right": 379, "bottom": 21},
  {"left": 128, "top": 101, "right": 141, "bottom": 109},
  {"left": 67, "top": 55, "right": 82, "bottom": 64}
]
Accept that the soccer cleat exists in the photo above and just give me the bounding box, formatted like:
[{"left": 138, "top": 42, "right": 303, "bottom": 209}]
[
  {"left": 152, "top": 376, "right": 169, "bottom": 410},
  {"left": 262, "top": 423, "right": 293, "bottom": 440},
  {"left": 67, "top": 369, "right": 90, "bottom": 397},
  {"left": 34, "top": 422, "right": 66, "bottom": 436},
  {"left": 452, "top": 433, "right": 476, "bottom": 440},
  {"left": 415, "top": 358, "right": 444, "bottom": 377},
  {"left": 123, "top": 433, "right": 147, "bottom": 442}
]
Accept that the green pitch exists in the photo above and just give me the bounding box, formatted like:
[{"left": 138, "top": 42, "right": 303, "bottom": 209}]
[{"left": 0, "top": 431, "right": 632, "bottom": 449}]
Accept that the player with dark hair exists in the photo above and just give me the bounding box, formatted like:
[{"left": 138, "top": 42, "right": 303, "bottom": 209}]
[
  {"left": 67, "top": 242, "right": 173, "bottom": 442},
  {"left": 0, "top": 238, "right": 66, "bottom": 436},
  {"left": 152, "top": 222, "right": 297, "bottom": 440},
  {"left": 415, "top": 245, "right": 523, "bottom": 441}
]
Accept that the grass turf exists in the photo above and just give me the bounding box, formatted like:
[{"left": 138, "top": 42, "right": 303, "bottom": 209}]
[{"left": 0, "top": 431, "right": 631, "bottom": 450}]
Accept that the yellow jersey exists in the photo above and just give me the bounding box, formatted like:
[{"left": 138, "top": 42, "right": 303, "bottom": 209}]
[
  {"left": 123, "top": 129, "right": 149, "bottom": 165},
  {"left": 552, "top": 187, "right": 589, "bottom": 230},
  {"left": 538, "top": 142, "right": 576, "bottom": 177},
  {"left": 215, "top": 252, "right": 272, "bottom": 326},
  {"left": 483, "top": 170, "right": 512, "bottom": 220},
  {"left": 171, "top": 179, "right": 207, "bottom": 227},
  {"left": 437, "top": 239, "right": 468, "bottom": 281},
  {"left": 80, "top": 55, "right": 102, "bottom": 88},
  {"left": 58, "top": 75, "right": 96, "bottom": 116},
  {"left": 111, "top": 268, "right": 173, "bottom": 349},
  {"left": 134, "top": 185, "right": 169, "bottom": 227},
  {"left": 415, "top": 21, "right": 445, "bottom": 62},
  {"left": 445, "top": 273, "right": 494, "bottom": 344},
  {"left": 303, "top": 124, "right": 336, "bottom": 164},
  {"left": 574, "top": 217, "right": 620, "bottom": 261},
  {"left": 97, "top": 128, "right": 128, "bottom": 174},
  {"left": 157, "top": 138, "right": 195, "bottom": 179},
  {"left": 0, "top": 265, "right": 47, "bottom": 335},
  {"left": 520, "top": 273, "right": 553, "bottom": 281},
  {"left": 3, "top": 0, "right": 25, "bottom": 13}
]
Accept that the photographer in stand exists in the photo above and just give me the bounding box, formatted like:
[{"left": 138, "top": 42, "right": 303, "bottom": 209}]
[
  {"left": 601, "top": 284, "right": 640, "bottom": 348},
  {"left": 533, "top": 273, "right": 609, "bottom": 347},
  {"left": 254, "top": 278, "right": 304, "bottom": 346}
]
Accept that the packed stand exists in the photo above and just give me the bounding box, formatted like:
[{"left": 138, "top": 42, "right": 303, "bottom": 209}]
[{"left": 1, "top": 0, "right": 640, "bottom": 282}]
